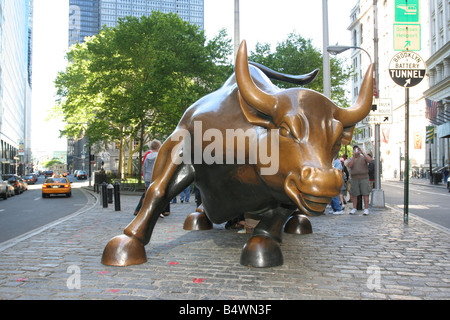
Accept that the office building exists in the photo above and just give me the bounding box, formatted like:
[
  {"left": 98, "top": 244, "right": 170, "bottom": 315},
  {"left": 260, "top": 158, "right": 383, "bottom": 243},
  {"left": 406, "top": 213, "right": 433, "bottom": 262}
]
[
  {"left": 423, "top": 0, "right": 450, "bottom": 171},
  {"left": 0, "top": 0, "right": 33, "bottom": 175},
  {"left": 348, "top": 0, "right": 431, "bottom": 179},
  {"left": 69, "top": 0, "right": 204, "bottom": 46}
]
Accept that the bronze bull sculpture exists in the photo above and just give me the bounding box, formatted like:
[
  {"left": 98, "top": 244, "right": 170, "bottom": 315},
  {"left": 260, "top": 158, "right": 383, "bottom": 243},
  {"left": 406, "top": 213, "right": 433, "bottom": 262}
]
[{"left": 102, "top": 40, "right": 374, "bottom": 268}]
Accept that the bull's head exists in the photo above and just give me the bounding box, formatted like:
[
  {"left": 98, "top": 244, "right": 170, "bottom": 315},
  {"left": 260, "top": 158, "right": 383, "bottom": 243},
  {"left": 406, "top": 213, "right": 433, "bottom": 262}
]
[{"left": 236, "top": 41, "right": 374, "bottom": 216}]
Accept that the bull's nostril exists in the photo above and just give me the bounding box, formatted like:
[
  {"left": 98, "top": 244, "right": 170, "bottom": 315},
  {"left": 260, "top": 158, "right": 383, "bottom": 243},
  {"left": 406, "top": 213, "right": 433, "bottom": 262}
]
[{"left": 301, "top": 167, "right": 313, "bottom": 181}]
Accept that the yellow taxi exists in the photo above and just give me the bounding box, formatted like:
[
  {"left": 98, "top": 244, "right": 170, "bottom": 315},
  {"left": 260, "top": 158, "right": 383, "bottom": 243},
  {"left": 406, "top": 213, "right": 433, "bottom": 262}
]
[{"left": 42, "top": 177, "right": 72, "bottom": 198}]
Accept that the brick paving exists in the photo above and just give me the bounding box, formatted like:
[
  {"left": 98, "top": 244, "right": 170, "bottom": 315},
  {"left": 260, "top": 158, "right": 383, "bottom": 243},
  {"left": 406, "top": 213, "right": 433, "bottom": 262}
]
[{"left": 0, "top": 187, "right": 449, "bottom": 300}]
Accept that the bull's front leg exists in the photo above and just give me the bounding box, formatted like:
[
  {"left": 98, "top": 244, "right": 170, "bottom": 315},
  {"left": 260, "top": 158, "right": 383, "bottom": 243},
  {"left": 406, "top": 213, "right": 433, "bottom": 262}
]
[
  {"left": 101, "top": 136, "right": 194, "bottom": 266},
  {"left": 240, "top": 206, "right": 294, "bottom": 268}
]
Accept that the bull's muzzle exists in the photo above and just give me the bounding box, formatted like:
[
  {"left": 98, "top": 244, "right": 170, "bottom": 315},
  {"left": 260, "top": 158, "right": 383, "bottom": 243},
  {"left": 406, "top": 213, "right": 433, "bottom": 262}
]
[{"left": 284, "top": 167, "right": 343, "bottom": 216}]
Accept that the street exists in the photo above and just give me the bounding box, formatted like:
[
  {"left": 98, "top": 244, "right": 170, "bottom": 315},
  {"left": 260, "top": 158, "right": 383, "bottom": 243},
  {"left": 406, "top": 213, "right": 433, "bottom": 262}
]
[
  {"left": 381, "top": 179, "right": 450, "bottom": 229},
  {"left": 0, "top": 175, "right": 90, "bottom": 243}
]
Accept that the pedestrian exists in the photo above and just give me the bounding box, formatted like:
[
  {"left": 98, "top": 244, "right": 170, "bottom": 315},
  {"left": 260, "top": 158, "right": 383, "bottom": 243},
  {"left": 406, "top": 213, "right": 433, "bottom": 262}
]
[
  {"left": 328, "top": 158, "right": 344, "bottom": 215},
  {"left": 347, "top": 145, "right": 372, "bottom": 215},
  {"left": 179, "top": 185, "right": 191, "bottom": 203},
  {"left": 133, "top": 140, "right": 169, "bottom": 217},
  {"left": 340, "top": 157, "right": 349, "bottom": 207},
  {"left": 343, "top": 154, "right": 352, "bottom": 203},
  {"left": 367, "top": 152, "right": 375, "bottom": 191},
  {"left": 194, "top": 185, "right": 202, "bottom": 207}
]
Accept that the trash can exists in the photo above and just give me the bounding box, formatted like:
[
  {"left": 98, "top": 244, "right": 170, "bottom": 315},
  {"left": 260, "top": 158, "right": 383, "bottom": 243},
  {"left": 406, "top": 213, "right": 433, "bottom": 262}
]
[{"left": 432, "top": 172, "right": 443, "bottom": 185}]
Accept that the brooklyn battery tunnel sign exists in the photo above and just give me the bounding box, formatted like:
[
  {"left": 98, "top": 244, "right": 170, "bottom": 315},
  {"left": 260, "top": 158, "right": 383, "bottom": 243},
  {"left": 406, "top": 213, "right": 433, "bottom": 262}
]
[{"left": 389, "top": 51, "right": 426, "bottom": 88}]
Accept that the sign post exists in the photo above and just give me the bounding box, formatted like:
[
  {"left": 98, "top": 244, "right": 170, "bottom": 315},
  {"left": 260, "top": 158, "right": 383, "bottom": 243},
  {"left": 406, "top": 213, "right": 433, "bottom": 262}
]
[{"left": 389, "top": 51, "right": 426, "bottom": 224}]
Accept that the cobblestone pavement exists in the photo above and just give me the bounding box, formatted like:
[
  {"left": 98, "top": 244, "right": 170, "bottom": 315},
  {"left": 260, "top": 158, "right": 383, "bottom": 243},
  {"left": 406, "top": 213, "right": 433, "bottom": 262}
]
[{"left": 0, "top": 187, "right": 449, "bottom": 301}]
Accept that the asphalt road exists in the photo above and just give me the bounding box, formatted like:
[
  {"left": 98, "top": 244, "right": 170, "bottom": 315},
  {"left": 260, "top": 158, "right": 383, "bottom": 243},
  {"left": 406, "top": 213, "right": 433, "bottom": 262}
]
[
  {"left": 0, "top": 176, "right": 89, "bottom": 243},
  {"left": 382, "top": 180, "right": 450, "bottom": 229}
]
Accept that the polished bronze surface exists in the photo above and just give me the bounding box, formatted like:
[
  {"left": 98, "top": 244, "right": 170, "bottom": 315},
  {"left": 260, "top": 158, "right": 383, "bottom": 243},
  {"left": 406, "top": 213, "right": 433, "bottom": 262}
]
[
  {"left": 102, "top": 40, "right": 374, "bottom": 268},
  {"left": 284, "top": 212, "right": 313, "bottom": 235},
  {"left": 101, "top": 234, "right": 147, "bottom": 267},
  {"left": 183, "top": 211, "right": 213, "bottom": 230},
  {"left": 240, "top": 235, "right": 283, "bottom": 268}
]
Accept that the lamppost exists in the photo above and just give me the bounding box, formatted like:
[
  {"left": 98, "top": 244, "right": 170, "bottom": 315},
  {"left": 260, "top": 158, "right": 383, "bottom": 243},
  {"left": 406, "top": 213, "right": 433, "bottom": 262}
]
[
  {"left": 327, "top": 45, "right": 385, "bottom": 208},
  {"left": 327, "top": 45, "right": 373, "bottom": 64}
]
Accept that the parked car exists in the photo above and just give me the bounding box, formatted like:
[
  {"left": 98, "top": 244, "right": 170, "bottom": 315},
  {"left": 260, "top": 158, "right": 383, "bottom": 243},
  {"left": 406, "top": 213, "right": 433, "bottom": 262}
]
[
  {"left": 0, "top": 176, "right": 8, "bottom": 200},
  {"left": 23, "top": 174, "right": 37, "bottom": 185},
  {"left": 21, "top": 179, "right": 28, "bottom": 191},
  {"left": 1, "top": 174, "right": 24, "bottom": 195},
  {"left": 7, "top": 184, "right": 15, "bottom": 197},
  {"left": 42, "top": 177, "right": 72, "bottom": 198},
  {"left": 77, "top": 170, "right": 87, "bottom": 180},
  {"left": 43, "top": 170, "right": 54, "bottom": 178}
]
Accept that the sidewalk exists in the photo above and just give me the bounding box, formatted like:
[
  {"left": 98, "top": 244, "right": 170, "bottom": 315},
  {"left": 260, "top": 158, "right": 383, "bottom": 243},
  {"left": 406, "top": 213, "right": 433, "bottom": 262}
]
[
  {"left": 389, "top": 177, "right": 449, "bottom": 190},
  {"left": 0, "top": 187, "right": 449, "bottom": 300}
]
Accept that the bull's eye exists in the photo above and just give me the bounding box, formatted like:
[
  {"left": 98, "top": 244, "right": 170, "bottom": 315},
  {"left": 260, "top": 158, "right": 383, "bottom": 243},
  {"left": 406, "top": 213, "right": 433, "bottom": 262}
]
[{"left": 279, "top": 124, "right": 291, "bottom": 138}]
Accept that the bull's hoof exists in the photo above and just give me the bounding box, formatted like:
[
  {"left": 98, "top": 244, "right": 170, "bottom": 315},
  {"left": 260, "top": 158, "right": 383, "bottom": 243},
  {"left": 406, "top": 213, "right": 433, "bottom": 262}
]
[
  {"left": 240, "top": 235, "right": 283, "bottom": 268},
  {"left": 101, "top": 234, "right": 147, "bottom": 266},
  {"left": 183, "top": 211, "right": 213, "bottom": 230},
  {"left": 284, "top": 214, "right": 312, "bottom": 235}
]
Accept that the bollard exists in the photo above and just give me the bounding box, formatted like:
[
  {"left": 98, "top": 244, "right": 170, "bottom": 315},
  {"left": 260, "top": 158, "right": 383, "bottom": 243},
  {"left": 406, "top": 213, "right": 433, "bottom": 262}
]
[
  {"left": 107, "top": 184, "right": 113, "bottom": 203},
  {"left": 114, "top": 181, "right": 121, "bottom": 211},
  {"left": 101, "top": 182, "right": 108, "bottom": 208}
]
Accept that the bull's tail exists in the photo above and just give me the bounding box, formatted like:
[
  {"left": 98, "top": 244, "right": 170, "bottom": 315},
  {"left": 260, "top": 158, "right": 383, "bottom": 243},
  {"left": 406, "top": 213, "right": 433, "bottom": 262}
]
[{"left": 248, "top": 61, "right": 319, "bottom": 86}]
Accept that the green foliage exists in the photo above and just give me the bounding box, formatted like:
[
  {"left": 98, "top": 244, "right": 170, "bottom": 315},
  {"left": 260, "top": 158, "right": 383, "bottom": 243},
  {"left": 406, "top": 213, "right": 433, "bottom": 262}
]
[
  {"left": 249, "top": 33, "right": 352, "bottom": 108},
  {"left": 54, "top": 12, "right": 232, "bottom": 146},
  {"left": 42, "top": 158, "right": 62, "bottom": 168}
]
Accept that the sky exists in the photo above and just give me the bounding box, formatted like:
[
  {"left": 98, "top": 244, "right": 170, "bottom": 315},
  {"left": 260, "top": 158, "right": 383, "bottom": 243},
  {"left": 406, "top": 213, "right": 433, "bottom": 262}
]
[{"left": 30, "top": 0, "right": 357, "bottom": 155}]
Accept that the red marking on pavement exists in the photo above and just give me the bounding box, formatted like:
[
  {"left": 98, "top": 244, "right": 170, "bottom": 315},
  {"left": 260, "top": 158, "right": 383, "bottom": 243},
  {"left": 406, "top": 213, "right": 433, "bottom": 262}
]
[
  {"left": 17, "top": 278, "right": 28, "bottom": 282},
  {"left": 193, "top": 278, "right": 206, "bottom": 284},
  {"left": 107, "top": 289, "right": 120, "bottom": 293},
  {"left": 169, "top": 262, "right": 179, "bottom": 265},
  {"left": 97, "top": 271, "right": 111, "bottom": 275}
]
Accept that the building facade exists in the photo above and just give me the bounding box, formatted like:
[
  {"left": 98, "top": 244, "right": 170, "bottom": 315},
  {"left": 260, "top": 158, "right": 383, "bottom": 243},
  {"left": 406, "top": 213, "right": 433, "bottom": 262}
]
[
  {"left": 0, "top": 0, "right": 33, "bottom": 175},
  {"left": 67, "top": 0, "right": 204, "bottom": 175},
  {"left": 348, "top": 0, "right": 431, "bottom": 179},
  {"left": 423, "top": 0, "right": 450, "bottom": 172},
  {"left": 69, "top": 0, "right": 204, "bottom": 46}
]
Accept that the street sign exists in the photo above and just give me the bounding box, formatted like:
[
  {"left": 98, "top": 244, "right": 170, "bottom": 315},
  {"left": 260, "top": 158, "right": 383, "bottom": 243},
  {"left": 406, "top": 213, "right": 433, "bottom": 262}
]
[
  {"left": 394, "top": 0, "right": 420, "bottom": 51},
  {"left": 394, "top": 24, "right": 421, "bottom": 51},
  {"left": 389, "top": 51, "right": 426, "bottom": 87},
  {"left": 372, "top": 98, "right": 393, "bottom": 116},
  {"left": 395, "top": 0, "right": 419, "bottom": 23},
  {"left": 362, "top": 115, "right": 393, "bottom": 125}
]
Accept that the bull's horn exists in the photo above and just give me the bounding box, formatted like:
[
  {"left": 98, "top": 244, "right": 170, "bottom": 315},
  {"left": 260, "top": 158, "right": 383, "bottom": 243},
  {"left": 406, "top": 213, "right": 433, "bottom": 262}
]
[
  {"left": 235, "top": 40, "right": 277, "bottom": 116},
  {"left": 335, "top": 63, "right": 374, "bottom": 127}
]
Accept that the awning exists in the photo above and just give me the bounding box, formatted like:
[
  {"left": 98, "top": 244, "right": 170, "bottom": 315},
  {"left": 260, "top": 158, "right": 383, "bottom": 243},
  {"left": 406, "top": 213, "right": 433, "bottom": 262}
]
[{"left": 437, "top": 121, "right": 450, "bottom": 138}]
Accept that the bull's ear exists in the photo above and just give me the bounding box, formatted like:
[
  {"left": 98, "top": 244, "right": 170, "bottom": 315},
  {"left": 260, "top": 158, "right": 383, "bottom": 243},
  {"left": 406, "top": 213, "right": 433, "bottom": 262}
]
[
  {"left": 341, "top": 126, "right": 355, "bottom": 145},
  {"left": 238, "top": 92, "right": 276, "bottom": 129}
]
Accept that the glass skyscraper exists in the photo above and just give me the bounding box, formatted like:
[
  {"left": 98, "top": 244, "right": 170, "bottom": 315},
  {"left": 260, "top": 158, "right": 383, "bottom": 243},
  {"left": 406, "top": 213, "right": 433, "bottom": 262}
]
[
  {"left": 0, "top": 0, "right": 32, "bottom": 175},
  {"left": 69, "top": 0, "right": 204, "bottom": 46}
]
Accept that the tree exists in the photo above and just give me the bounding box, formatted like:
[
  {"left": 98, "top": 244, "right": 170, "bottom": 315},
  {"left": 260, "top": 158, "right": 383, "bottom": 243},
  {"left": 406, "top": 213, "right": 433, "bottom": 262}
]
[
  {"left": 54, "top": 12, "right": 232, "bottom": 179},
  {"left": 249, "top": 33, "right": 352, "bottom": 107},
  {"left": 42, "top": 158, "right": 62, "bottom": 169}
]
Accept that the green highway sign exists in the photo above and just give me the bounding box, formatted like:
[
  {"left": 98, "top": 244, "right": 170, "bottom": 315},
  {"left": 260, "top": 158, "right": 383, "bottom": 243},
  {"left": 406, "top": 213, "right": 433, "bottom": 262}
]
[
  {"left": 394, "top": 24, "right": 421, "bottom": 51},
  {"left": 395, "top": 0, "right": 419, "bottom": 23}
]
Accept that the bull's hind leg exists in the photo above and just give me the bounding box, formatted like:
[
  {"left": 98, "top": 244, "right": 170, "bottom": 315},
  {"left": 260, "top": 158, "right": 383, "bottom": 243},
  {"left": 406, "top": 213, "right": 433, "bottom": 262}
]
[
  {"left": 102, "top": 136, "right": 194, "bottom": 266},
  {"left": 240, "top": 206, "right": 294, "bottom": 268}
]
